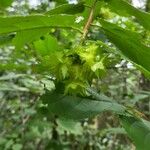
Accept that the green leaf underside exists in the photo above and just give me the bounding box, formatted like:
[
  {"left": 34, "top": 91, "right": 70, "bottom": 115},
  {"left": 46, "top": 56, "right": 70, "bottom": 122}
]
[
  {"left": 12, "top": 28, "right": 50, "bottom": 49},
  {"left": 100, "top": 20, "right": 150, "bottom": 76},
  {"left": 105, "top": 0, "right": 150, "bottom": 30},
  {"left": 13, "top": 2, "right": 86, "bottom": 48},
  {"left": 40, "top": 92, "right": 125, "bottom": 120},
  {"left": 120, "top": 116, "right": 150, "bottom": 150},
  {"left": 34, "top": 35, "right": 61, "bottom": 56},
  {"left": 0, "top": 15, "right": 83, "bottom": 35},
  {"left": 45, "top": 2, "right": 85, "bottom": 15}
]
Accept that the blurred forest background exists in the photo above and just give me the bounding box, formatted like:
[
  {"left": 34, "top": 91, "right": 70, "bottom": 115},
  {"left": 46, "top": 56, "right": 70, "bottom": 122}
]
[{"left": 0, "top": 0, "right": 150, "bottom": 150}]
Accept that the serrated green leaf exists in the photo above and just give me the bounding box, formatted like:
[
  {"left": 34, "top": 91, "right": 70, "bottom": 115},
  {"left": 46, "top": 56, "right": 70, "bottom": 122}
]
[
  {"left": 0, "top": 15, "right": 83, "bottom": 35},
  {"left": 105, "top": 0, "right": 150, "bottom": 30},
  {"left": 120, "top": 116, "right": 150, "bottom": 150},
  {"left": 100, "top": 20, "right": 150, "bottom": 77},
  {"left": 34, "top": 35, "right": 61, "bottom": 56},
  {"left": 40, "top": 91, "right": 125, "bottom": 120},
  {"left": 45, "top": 2, "right": 85, "bottom": 15},
  {"left": 13, "top": 28, "right": 50, "bottom": 49},
  {"left": 12, "top": 2, "right": 85, "bottom": 49}
]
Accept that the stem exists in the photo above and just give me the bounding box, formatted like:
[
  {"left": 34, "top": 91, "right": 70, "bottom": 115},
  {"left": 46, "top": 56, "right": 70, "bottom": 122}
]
[{"left": 81, "top": 0, "right": 97, "bottom": 41}]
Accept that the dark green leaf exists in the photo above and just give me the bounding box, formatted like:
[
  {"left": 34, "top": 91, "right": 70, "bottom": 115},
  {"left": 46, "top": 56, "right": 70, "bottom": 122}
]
[
  {"left": 40, "top": 91, "right": 125, "bottom": 120},
  {"left": 34, "top": 35, "right": 61, "bottom": 56},
  {"left": 120, "top": 116, "right": 150, "bottom": 150},
  {"left": 0, "top": 15, "right": 83, "bottom": 35},
  {"left": 105, "top": 0, "right": 150, "bottom": 30},
  {"left": 45, "top": 2, "right": 85, "bottom": 15},
  {"left": 13, "top": 28, "right": 50, "bottom": 49},
  {"left": 100, "top": 20, "right": 150, "bottom": 77}
]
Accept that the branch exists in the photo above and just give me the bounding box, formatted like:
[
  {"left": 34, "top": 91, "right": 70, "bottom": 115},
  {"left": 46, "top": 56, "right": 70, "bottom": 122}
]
[{"left": 82, "top": 0, "right": 97, "bottom": 41}]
